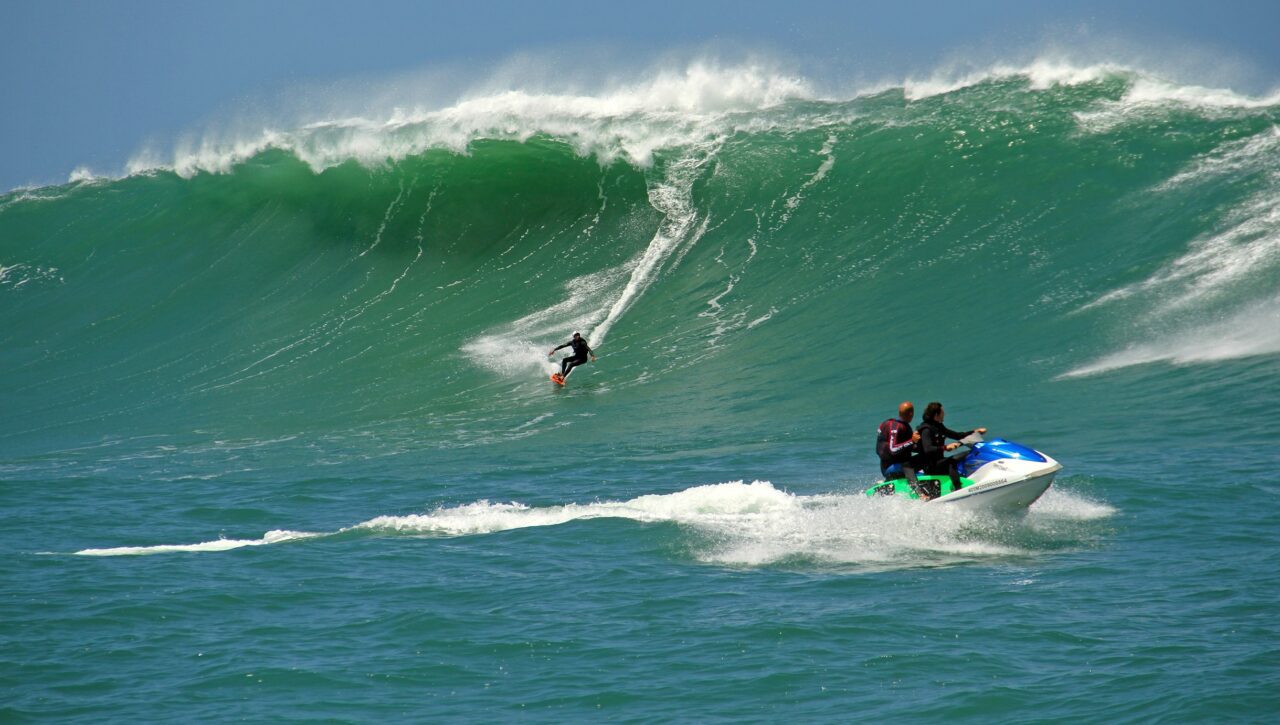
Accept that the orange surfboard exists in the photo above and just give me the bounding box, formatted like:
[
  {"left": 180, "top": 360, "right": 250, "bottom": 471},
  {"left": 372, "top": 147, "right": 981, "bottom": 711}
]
[{"left": 550, "top": 373, "right": 565, "bottom": 386}]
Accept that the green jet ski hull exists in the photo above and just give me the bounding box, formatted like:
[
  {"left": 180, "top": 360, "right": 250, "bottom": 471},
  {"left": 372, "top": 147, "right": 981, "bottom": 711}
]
[{"left": 865, "top": 475, "right": 974, "bottom": 500}]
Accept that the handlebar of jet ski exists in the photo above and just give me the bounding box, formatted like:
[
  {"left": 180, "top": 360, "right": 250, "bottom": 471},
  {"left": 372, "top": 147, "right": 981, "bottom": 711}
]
[{"left": 945, "top": 432, "right": 986, "bottom": 460}]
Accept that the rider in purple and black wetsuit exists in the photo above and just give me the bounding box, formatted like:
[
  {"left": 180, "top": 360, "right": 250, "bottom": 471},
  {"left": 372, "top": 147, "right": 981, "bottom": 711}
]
[{"left": 876, "top": 401, "right": 924, "bottom": 496}]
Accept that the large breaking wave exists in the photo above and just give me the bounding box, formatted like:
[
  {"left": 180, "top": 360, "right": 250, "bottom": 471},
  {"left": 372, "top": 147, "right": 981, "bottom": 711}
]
[{"left": 2, "top": 59, "right": 1279, "bottom": 452}]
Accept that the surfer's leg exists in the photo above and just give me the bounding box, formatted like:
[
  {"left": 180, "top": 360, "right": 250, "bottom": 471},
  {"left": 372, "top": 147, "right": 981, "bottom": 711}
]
[
  {"left": 562, "top": 356, "right": 585, "bottom": 376},
  {"left": 944, "top": 460, "right": 962, "bottom": 491},
  {"left": 902, "top": 464, "right": 933, "bottom": 499}
]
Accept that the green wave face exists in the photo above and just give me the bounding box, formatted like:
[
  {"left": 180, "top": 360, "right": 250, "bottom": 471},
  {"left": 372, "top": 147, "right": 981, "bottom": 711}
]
[{"left": 3, "top": 72, "right": 1279, "bottom": 456}]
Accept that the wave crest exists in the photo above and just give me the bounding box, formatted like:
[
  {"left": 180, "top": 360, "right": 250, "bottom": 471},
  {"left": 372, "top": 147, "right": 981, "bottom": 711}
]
[
  {"left": 110, "top": 57, "right": 1280, "bottom": 183},
  {"left": 126, "top": 62, "right": 816, "bottom": 178}
]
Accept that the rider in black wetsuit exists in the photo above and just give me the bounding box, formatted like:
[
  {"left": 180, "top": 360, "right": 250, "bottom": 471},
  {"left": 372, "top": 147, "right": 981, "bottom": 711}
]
[
  {"left": 548, "top": 332, "right": 596, "bottom": 378},
  {"left": 913, "top": 401, "right": 987, "bottom": 496}
]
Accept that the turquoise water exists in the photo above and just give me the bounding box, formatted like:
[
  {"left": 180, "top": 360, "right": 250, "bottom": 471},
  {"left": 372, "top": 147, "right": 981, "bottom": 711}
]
[{"left": 3, "top": 65, "right": 1279, "bottom": 720}]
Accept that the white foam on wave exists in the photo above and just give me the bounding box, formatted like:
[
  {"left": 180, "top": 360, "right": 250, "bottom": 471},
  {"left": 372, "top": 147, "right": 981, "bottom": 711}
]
[
  {"left": 126, "top": 61, "right": 814, "bottom": 179},
  {"left": 40, "top": 54, "right": 1263, "bottom": 189},
  {"left": 891, "top": 51, "right": 1280, "bottom": 134},
  {"left": 0, "top": 262, "right": 63, "bottom": 290},
  {"left": 903, "top": 56, "right": 1279, "bottom": 139},
  {"left": 1085, "top": 191, "right": 1280, "bottom": 312},
  {"left": 1068, "top": 125, "right": 1280, "bottom": 376},
  {"left": 74, "top": 481, "right": 1113, "bottom": 569},
  {"left": 1157, "top": 127, "right": 1280, "bottom": 191},
  {"left": 903, "top": 58, "right": 1122, "bottom": 101},
  {"left": 67, "top": 166, "right": 106, "bottom": 184},
  {"left": 1122, "top": 77, "right": 1280, "bottom": 109},
  {"left": 1063, "top": 294, "right": 1280, "bottom": 378},
  {"left": 0, "top": 187, "right": 71, "bottom": 213},
  {"left": 462, "top": 264, "right": 629, "bottom": 377},
  {"left": 588, "top": 140, "right": 718, "bottom": 346},
  {"left": 462, "top": 135, "right": 718, "bottom": 368},
  {"left": 1075, "top": 77, "right": 1280, "bottom": 133},
  {"left": 781, "top": 131, "right": 838, "bottom": 215}
]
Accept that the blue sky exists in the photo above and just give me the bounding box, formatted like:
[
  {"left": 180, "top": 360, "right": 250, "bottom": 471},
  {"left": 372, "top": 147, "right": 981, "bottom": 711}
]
[{"left": 2, "top": 0, "right": 1278, "bottom": 190}]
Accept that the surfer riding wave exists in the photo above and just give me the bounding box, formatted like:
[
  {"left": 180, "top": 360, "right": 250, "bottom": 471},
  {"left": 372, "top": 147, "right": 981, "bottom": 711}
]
[{"left": 549, "top": 332, "right": 596, "bottom": 381}]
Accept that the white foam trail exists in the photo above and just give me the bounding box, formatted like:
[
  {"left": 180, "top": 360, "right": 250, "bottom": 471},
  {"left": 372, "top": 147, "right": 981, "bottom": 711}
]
[
  {"left": 589, "top": 141, "right": 719, "bottom": 346},
  {"left": 687, "top": 490, "right": 1027, "bottom": 568},
  {"left": 464, "top": 138, "right": 719, "bottom": 370},
  {"left": 781, "top": 131, "right": 838, "bottom": 217},
  {"left": 462, "top": 264, "right": 629, "bottom": 377},
  {"left": 74, "top": 529, "right": 321, "bottom": 556},
  {"left": 74, "top": 481, "right": 1113, "bottom": 567},
  {"left": 359, "top": 480, "right": 801, "bottom": 537},
  {"left": 464, "top": 336, "right": 563, "bottom": 378},
  {"left": 1063, "top": 294, "right": 1280, "bottom": 377},
  {"left": 358, "top": 180, "right": 410, "bottom": 257},
  {"left": 1024, "top": 487, "right": 1116, "bottom": 520},
  {"left": 747, "top": 307, "right": 777, "bottom": 329}
]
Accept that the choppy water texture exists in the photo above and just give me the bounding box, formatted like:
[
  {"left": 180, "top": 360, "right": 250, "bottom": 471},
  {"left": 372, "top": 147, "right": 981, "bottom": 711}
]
[{"left": 3, "top": 61, "right": 1279, "bottom": 720}]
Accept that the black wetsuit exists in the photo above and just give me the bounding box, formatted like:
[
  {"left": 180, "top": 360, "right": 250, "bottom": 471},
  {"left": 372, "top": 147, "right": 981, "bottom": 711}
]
[
  {"left": 552, "top": 337, "right": 593, "bottom": 377},
  {"left": 914, "top": 418, "right": 974, "bottom": 493}
]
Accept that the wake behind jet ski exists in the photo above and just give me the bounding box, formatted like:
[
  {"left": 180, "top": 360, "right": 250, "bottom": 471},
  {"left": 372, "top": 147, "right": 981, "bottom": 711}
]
[{"left": 866, "top": 433, "right": 1062, "bottom": 512}]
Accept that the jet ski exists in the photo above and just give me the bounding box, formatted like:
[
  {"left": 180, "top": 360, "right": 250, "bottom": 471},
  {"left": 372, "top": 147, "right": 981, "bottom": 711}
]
[{"left": 865, "top": 434, "right": 1061, "bottom": 512}]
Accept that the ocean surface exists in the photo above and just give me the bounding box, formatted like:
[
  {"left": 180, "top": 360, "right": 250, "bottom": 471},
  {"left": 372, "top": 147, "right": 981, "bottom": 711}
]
[{"left": 3, "top": 61, "right": 1279, "bottom": 720}]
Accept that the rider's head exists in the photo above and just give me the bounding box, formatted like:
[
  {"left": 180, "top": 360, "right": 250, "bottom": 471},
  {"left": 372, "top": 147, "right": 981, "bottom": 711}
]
[
  {"left": 898, "top": 401, "right": 914, "bottom": 422},
  {"left": 572, "top": 331, "right": 581, "bottom": 339},
  {"left": 923, "top": 401, "right": 944, "bottom": 422}
]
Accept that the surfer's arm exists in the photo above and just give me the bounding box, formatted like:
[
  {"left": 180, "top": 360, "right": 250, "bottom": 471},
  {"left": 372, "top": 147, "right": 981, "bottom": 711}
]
[
  {"left": 942, "top": 426, "right": 981, "bottom": 451},
  {"left": 549, "top": 342, "right": 569, "bottom": 355}
]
